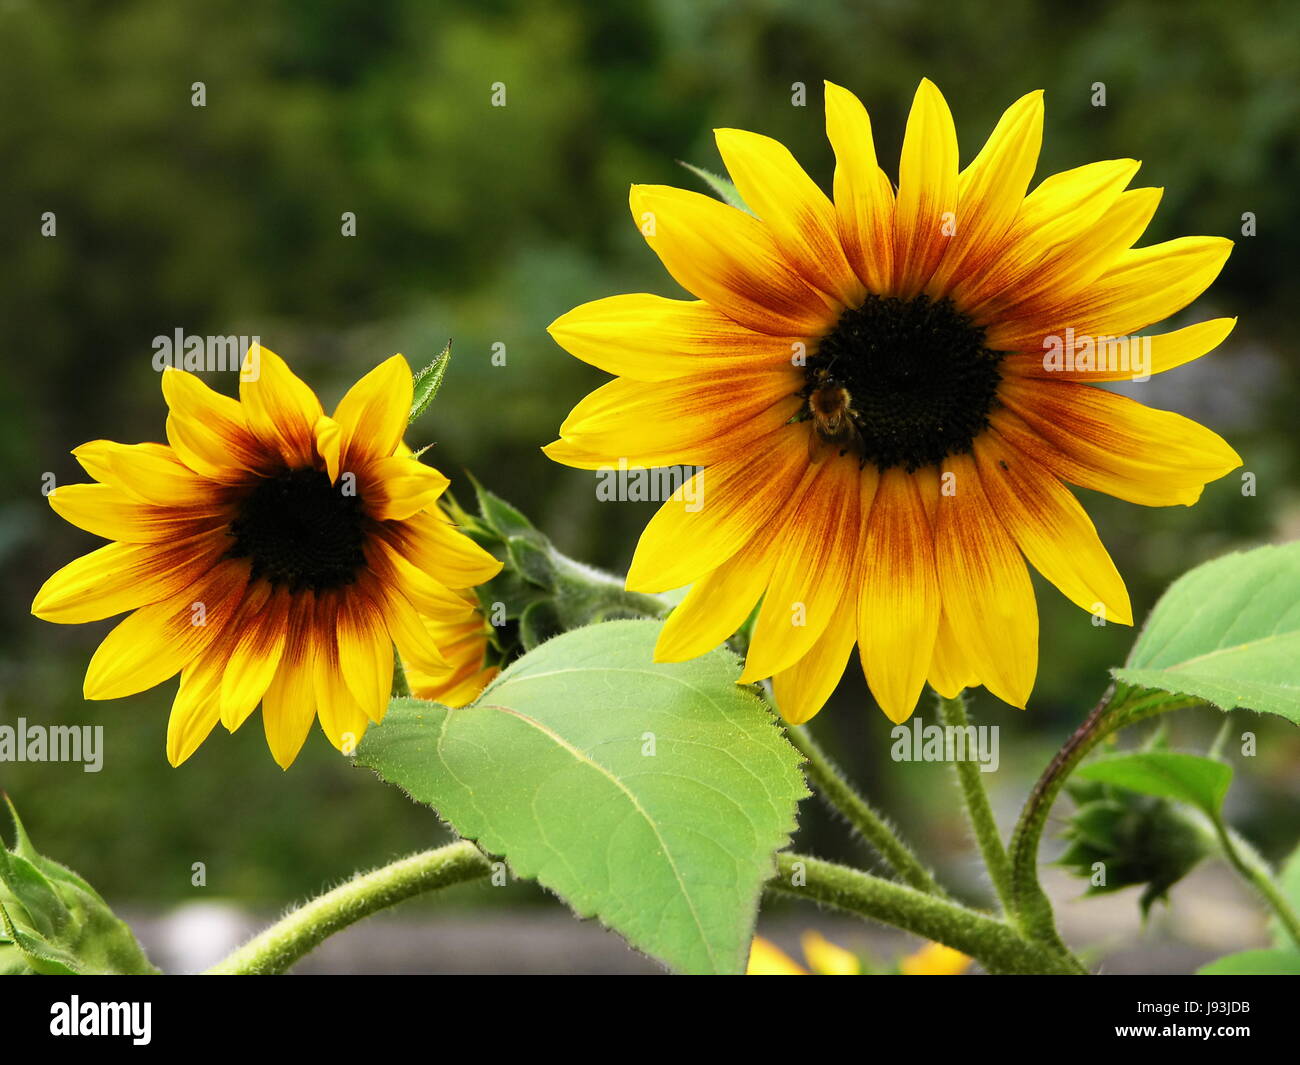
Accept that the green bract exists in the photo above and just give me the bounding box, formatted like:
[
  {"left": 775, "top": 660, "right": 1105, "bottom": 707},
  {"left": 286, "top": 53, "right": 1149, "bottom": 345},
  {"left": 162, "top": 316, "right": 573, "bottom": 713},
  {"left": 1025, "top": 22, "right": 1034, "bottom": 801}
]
[{"left": 0, "top": 798, "right": 157, "bottom": 975}]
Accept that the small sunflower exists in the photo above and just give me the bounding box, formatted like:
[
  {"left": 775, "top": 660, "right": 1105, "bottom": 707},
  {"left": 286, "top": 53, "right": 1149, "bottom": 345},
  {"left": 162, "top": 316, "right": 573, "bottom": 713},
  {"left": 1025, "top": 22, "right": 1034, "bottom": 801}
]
[
  {"left": 32, "top": 347, "right": 502, "bottom": 768},
  {"left": 545, "top": 79, "right": 1239, "bottom": 725}
]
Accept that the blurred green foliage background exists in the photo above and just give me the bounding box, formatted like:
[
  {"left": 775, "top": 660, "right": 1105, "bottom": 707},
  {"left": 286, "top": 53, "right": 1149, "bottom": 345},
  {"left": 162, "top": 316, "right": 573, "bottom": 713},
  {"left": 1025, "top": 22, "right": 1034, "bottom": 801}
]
[{"left": 0, "top": 0, "right": 1297, "bottom": 943}]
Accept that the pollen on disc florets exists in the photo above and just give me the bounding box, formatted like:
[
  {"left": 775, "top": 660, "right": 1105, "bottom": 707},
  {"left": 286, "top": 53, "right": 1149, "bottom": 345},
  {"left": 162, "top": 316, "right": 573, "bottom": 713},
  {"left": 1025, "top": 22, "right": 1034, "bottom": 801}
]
[
  {"left": 228, "top": 467, "right": 367, "bottom": 592},
  {"left": 800, "top": 293, "right": 1006, "bottom": 472}
]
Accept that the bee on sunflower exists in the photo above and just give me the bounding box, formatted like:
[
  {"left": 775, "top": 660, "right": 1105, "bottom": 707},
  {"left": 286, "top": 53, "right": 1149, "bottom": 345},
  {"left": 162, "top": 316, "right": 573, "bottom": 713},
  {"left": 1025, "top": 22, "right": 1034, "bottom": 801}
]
[
  {"left": 545, "top": 79, "right": 1240, "bottom": 726},
  {"left": 32, "top": 347, "right": 501, "bottom": 768}
]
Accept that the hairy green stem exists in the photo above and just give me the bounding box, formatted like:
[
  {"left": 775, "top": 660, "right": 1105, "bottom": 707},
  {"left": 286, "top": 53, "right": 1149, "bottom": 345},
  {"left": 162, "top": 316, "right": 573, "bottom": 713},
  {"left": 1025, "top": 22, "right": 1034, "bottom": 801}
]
[
  {"left": 768, "top": 852, "right": 1087, "bottom": 974},
  {"left": 207, "top": 841, "right": 491, "bottom": 975},
  {"left": 787, "top": 723, "right": 949, "bottom": 899},
  {"left": 935, "top": 692, "right": 1014, "bottom": 915},
  {"left": 1007, "top": 686, "right": 1203, "bottom": 945},
  {"left": 1214, "top": 822, "right": 1300, "bottom": 950}
]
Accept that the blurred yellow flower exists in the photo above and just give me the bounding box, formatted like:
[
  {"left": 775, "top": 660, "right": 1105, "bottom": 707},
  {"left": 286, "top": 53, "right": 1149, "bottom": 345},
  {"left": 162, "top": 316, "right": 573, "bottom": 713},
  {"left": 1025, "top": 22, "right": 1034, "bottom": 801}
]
[
  {"left": 747, "top": 932, "right": 971, "bottom": 975},
  {"left": 747, "top": 931, "right": 861, "bottom": 975},
  {"left": 900, "top": 941, "right": 972, "bottom": 975}
]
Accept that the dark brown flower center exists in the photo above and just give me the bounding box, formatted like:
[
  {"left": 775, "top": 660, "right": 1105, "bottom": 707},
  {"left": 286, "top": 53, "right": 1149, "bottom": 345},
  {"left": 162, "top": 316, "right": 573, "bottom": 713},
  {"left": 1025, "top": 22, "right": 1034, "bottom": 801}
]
[
  {"left": 802, "top": 294, "right": 1005, "bottom": 471},
  {"left": 228, "top": 467, "right": 366, "bottom": 591}
]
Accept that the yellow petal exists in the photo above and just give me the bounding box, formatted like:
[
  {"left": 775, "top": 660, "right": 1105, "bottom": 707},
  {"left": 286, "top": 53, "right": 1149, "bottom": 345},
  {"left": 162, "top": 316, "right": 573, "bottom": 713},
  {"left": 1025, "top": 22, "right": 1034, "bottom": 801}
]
[
  {"left": 996, "top": 378, "right": 1241, "bottom": 507},
  {"left": 73, "top": 441, "right": 216, "bottom": 507},
  {"left": 337, "top": 591, "right": 394, "bottom": 722},
  {"left": 220, "top": 585, "right": 289, "bottom": 731},
  {"left": 654, "top": 537, "right": 778, "bottom": 663},
  {"left": 771, "top": 595, "right": 858, "bottom": 726},
  {"left": 900, "top": 941, "right": 971, "bottom": 975},
  {"left": 626, "top": 428, "right": 810, "bottom": 592},
  {"left": 544, "top": 389, "right": 800, "bottom": 471},
  {"left": 548, "top": 294, "right": 802, "bottom": 382},
  {"left": 958, "top": 159, "right": 1139, "bottom": 313},
  {"left": 83, "top": 560, "right": 250, "bottom": 701},
  {"left": 824, "top": 80, "right": 895, "bottom": 294},
  {"left": 32, "top": 536, "right": 223, "bottom": 623},
  {"left": 989, "top": 235, "right": 1232, "bottom": 351},
  {"left": 801, "top": 930, "right": 862, "bottom": 975},
  {"left": 162, "top": 368, "right": 266, "bottom": 481},
  {"left": 363, "top": 455, "right": 451, "bottom": 521},
  {"left": 261, "top": 608, "right": 318, "bottom": 770},
  {"left": 933, "top": 453, "right": 1037, "bottom": 708},
  {"left": 48, "top": 483, "right": 226, "bottom": 543},
  {"left": 746, "top": 936, "right": 808, "bottom": 975},
  {"left": 239, "top": 344, "right": 324, "bottom": 468},
  {"left": 927, "top": 610, "right": 979, "bottom": 700},
  {"left": 387, "top": 512, "right": 503, "bottom": 589},
  {"left": 742, "top": 457, "right": 862, "bottom": 683},
  {"left": 167, "top": 651, "right": 225, "bottom": 767},
  {"left": 973, "top": 430, "right": 1132, "bottom": 625},
  {"left": 378, "top": 583, "right": 448, "bottom": 675},
  {"left": 857, "top": 467, "right": 940, "bottom": 723},
  {"left": 893, "top": 79, "right": 958, "bottom": 298},
  {"left": 928, "top": 90, "right": 1043, "bottom": 293},
  {"left": 628, "top": 184, "right": 837, "bottom": 335},
  {"left": 315, "top": 415, "right": 342, "bottom": 483},
  {"left": 313, "top": 599, "right": 372, "bottom": 753},
  {"left": 1004, "top": 186, "right": 1163, "bottom": 309},
  {"left": 714, "top": 127, "right": 861, "bottom": 305},
  {"left": 368, "top": 534, "right": 482, "bottom": 619},
  {"left": 1003, "top": 317, "right": 1236, "bottom": 383},
  {"left": 332, "top": 354, "right": 413, "bottom": 469}
]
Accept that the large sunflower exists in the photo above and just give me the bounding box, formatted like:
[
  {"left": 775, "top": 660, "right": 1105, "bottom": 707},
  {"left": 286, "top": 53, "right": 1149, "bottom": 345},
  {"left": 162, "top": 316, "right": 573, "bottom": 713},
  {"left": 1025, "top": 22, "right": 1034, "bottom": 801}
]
[
  {"left": 32, "top": 347, "right": 502, "bottom": 768},
  {"left": 545, "top": 80, "right": 1240, "bottom": 725}
]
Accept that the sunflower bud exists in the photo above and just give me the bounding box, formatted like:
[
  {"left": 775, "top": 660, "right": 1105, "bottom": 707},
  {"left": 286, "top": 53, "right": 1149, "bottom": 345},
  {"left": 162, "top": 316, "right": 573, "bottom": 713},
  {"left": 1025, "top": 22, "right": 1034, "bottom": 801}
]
[
  {"left": 0, "top": 797, "right": 157, "bottom": 974},
  {"left": 447, "top": 479, "right": 670, "bottom": 657},
  {"left": 1057, "top": 778, "right": 1217, "bottom": 916}
]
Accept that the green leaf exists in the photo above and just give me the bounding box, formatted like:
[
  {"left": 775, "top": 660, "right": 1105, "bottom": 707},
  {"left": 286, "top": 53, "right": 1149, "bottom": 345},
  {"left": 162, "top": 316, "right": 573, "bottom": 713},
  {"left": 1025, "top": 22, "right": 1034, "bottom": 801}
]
[
  {"left": 1197, "top": 948, "right": 1300, "bottom": 975},
  {"left": 1075, "top": 751, "right": 1232, "bottom": 819},
  {"left": 408, "top": 341, "right": 453, "bottom": 425},
  {"left": 1113, "top": 541, "right": 1300, "bottom": 722},
  {"left": 358, "top": 619, "right": 807, "bottom": 974},
  {"left": 677, "top": 160, "right": 751, "bottom": 213}
]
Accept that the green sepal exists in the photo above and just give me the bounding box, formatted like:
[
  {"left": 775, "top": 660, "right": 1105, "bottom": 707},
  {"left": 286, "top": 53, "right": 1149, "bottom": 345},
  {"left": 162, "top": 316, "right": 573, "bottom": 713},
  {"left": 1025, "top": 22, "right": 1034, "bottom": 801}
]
[{"left": 408, "top": 341, "right": 453, "bottom": 425}]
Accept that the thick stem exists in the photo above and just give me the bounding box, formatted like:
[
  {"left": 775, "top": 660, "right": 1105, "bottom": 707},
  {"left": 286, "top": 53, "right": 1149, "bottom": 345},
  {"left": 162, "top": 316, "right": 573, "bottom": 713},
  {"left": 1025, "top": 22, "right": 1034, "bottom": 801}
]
[
  {"left": 935, "top": 692, "right": 1013, "bottom": 915},
  {"left": 787, "top": 723, "right": 949, "bottom": 899},
  {"left": 1007, "top": 687, "right": 1203, "bottom": 945},
  {"left": 768, "top": 852, "right": 1087, "bottom": 974},
  {"left": 206, "top": 841, "right": 492, "bottom": 975}
]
